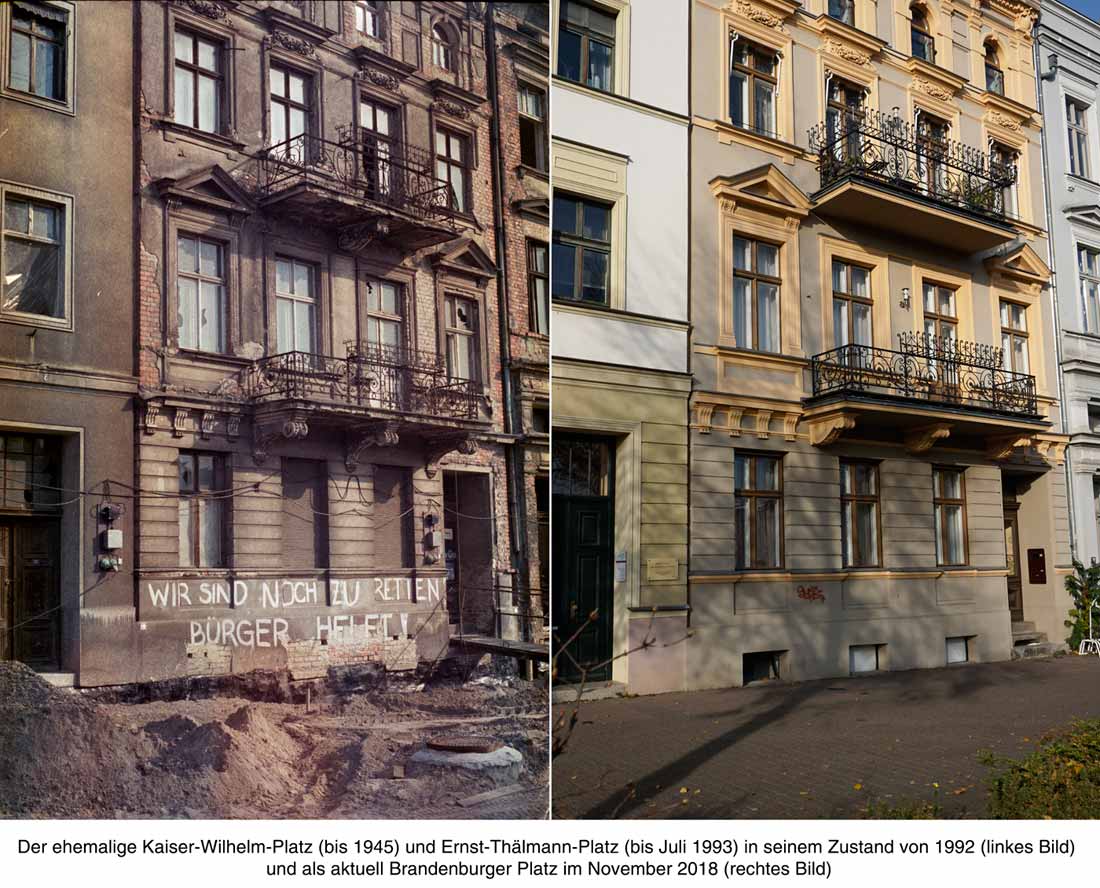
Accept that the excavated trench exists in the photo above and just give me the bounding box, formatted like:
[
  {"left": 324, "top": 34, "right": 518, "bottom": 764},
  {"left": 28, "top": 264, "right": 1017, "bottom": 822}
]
[{"left": 0, "top": 662, "right": 548, "bottom": 820}]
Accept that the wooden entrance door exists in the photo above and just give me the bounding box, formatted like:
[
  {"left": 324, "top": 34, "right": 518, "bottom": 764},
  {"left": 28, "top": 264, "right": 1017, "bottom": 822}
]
[
  {"left": 552, "top": 436, "right": 614, "bottom": 684},
  {"left": 1004, "top": 507, "right": 1023, "bottom": 623},
  {"left": 1, "top": 520, "right": 61, "bottom": 668}
]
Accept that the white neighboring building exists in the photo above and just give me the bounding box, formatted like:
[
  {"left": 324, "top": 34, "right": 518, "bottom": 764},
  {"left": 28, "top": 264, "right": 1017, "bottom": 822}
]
[
  {"left": 1038, "top": 0, "right": 1100, "bottom": 564},
  {"left": 550, "top": 0, "right": 693, "bottom": 693}
]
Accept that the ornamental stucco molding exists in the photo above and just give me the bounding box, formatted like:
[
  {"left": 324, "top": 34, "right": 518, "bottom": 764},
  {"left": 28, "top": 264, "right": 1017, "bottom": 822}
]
[
  {"left": 915, "top": 77, "right": 954, "bottom": 101},
  {"left": 823, "top": 38, "right": 871, "bottom": 68},
  {"left": 989, "top": 110, "right": 1023, "bottom": 132},
  {"left": 731, "top": 0, "right": 785, "bottom": 30}
]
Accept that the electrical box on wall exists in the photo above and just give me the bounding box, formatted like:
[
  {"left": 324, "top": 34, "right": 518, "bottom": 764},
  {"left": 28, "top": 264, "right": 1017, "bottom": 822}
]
[
  {"left": 101, "top": 528, "right": 123, "bottom": 551},
  {"left": 426, "top": 530, "right": 443, "bottom": 550}
]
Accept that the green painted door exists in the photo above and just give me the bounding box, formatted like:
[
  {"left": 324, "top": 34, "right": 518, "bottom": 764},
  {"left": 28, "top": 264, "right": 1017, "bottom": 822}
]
[{"left": 552, "top": 437, "right": 614, "bottom": 684}]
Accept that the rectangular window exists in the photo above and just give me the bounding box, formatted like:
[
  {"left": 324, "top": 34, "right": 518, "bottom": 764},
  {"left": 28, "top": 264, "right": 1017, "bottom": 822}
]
[
  {"left": 832, "top": 259, "right": 872, "bottom": 349},
  {"left": 729, "top": 38, "right": 777, "bottom": 137},
  {"left": 990, "top": 141, "right": 1018, "bottom": 218},
  {"left": 178, "top": 452, "right": 226, "bottom": 568},
  {"left": 275, "top": 257, "right": 316, "bottom": 353},
  {"left": 527, "top": 239, "right": 549, "bottom": 335},
  {"left": 177, "top": 235, "right": 226, "bottom": 353},
  {"left": 911, "top": 19, "right": 935, "bottom": 62},
  {"left": 849, "top": 644, "right": 881, "bottom": 675},
  {"left": 999, "top": 300, "right": 1029, "bottom": 374},
  {"left": 922, "top": 281, "right": 957, "bottom": 343},
  {"left": 828, "top": 0, "right": 855, "bottom": 26},
  {"left": 359, "top": 97, "right": 396, "bottom": 200},
  {"left": 985, "top": 63, "right": 1004, "bottom": 96},
  {"left": 173, "top": 29, "right": 223, "bottom": 133},
  {"left": 734, "top": 453, "right": 783, "bottom": 569},
  {"left": 373, "top": 465, "right": 413, "bottom": 569},
  {"left": 435, "top": 128, "right": 469, "bottom": 213},
  {"left": 732, "top": 235, "right": 780, "bottom": 352},
  {"left": 355, "top": 1, "right": 379, "bottom": 37},
  {"left": 0, "top": 434, "right": 60, "bottom": 511},
  {"left": 841, "top": 460, "right": 880, "bottom": 568},
  {"left": 269, "top": 65, "right": 311, "bottom": 155},
  {"left": 1080, "top": 245, "right": 1100, "bottom": 332},
  {"left": 558, "top": 0, "right": 615, "bottom": 92},
  {"left": 946, "top": 636, "right": 969, "bottom": 664},
  {"left": 518, "top": 83, "right": 548, "bottom": 170},
  {"left": 825, "top": 78, "right": 864, "bottom": 163},
  {"left": 933, "top": 467, "right": 967, "bottom": 567},
  {"left": 552, "top": 193, "right": 610, "bottom": 305},
  {"left": 9, "top": 1, "right": 67, "bottom": 102},
  {"left": 281, "top": 458, "right": 327, "bottom": 571},
  {"left": 445, "top": 294, "right": 480, "bottom": 382},
  {"left": 431, "top": 25, "right": 454, "bottom": 71},
  {"left": 1068, "top": 98, "right": 1091, "bottom": 179},
  {"left": 1, "top": 188, "right": 67, "bottom": 324},
  {"left": 365, "top": 279, "right": 403, "bottom": 349}
]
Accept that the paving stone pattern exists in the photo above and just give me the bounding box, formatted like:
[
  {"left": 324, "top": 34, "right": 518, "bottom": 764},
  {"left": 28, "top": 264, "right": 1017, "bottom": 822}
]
[{"left": 552, "top": 657, "right": 1100, "bottom": 819}]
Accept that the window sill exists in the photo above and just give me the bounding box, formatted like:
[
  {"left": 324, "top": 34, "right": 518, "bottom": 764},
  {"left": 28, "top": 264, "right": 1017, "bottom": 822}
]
[
  {"left": 1067, "top": 172, "right": 1100, "bottom": 189},
  {"left": 516, "top": 164, "right": 549, "bottom": 182},
  {"left": 0, "top": 313, "right": 73, "bottom": 334},
  {"left": 161, "top": 121, "right": 247, "bottom": 154},
  {"left": 0, "top": 86, "right": 74, "bottom": 116},
  {"left": 174, "top": 348, "right": 252, "bottom": 367}
]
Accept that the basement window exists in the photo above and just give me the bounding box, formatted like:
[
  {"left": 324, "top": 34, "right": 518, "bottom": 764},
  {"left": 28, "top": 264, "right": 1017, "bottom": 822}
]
[
  {"left": 849, "top": 644, "right": 883, "bottom": 675},
  {"left": 946, "top": 636, "right": 969, "bottom": 664},
  {"left": 743, "top": 649, "right": 785, "bottom": 684}
]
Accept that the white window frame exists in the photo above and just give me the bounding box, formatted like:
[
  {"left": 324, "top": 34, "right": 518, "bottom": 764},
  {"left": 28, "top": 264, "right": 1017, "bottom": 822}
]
[
  {"left": 355, "top": 1, "right": 380, "bottom": 38},
  {"left": 0, "top": 0, "right": 76, "bottom": 116},
  {"left": 1067, "top": 95, "right": 1093, "bottom": 180},
  {"left": 1078, "top": 242, "right": 1100, "bottom": 334},
  {"left": 0, "top": 180, "right": 74, "bottom": 331}
]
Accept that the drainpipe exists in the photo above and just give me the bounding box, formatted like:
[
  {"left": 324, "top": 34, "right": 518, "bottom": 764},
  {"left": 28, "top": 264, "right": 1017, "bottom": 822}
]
[
  {"left": 484, "top": 6, "right": 531, "bottom": 640},
  {"left": 1034, "top": 29, "right": 1078, "bottom": 562}
]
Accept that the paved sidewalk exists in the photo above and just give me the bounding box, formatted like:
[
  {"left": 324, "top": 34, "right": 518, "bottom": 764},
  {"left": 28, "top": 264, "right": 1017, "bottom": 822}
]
[{"left": 552, "top": 656, "right": 1100, "bottom": 819}]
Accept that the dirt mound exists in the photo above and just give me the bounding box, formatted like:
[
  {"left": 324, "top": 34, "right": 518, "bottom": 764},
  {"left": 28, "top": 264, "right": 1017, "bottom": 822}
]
[{"left": 0, "top": 663, "right": 153, "bottom": 818}]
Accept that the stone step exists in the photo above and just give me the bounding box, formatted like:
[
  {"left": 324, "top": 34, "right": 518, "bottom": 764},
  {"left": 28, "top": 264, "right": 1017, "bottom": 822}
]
[
  {"left": 551, "top": 680, "right": 626, "bottom": 705},
  {"left": 1012, "top": 620, "right": 1037, "bottom": 633},
  {"left": 1011, "top": 641, "right": 1067, "bottom": 660},
  {"left": 37, "top": 671, "right": 75, "bottom": 688},
  {"left": 1012, "top": 627, "right": 1045, "bottom": 644}
]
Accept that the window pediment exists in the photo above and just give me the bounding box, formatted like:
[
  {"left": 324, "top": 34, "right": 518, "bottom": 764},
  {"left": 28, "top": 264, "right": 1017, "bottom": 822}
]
[
  {"left": 810, "top": 10, "right": 888, "bottom": 59},
  {"left": 710, "top": 164, "right": 810, "bottom": 220},
  {"left": 984, "top": 242, "right": 1050, "bottom": 287},
  {"left": 156, "top": 166, "right": 255, "bottom": 216},
  {"left": 431, "top": 237, "right": 497, "bottom": 284}
]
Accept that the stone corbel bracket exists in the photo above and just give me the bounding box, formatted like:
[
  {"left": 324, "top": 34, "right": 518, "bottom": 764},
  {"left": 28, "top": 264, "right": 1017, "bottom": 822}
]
[
  {"left": 345, "top": 421, "right": 400, "bottom": 474},
  {"left": 904, "top": 422, "right": 952, "bottom": 455},
  {"left": 252, "top": 415, "right": 310, "bottom": 465},
  {"left": 424, "top": 433, "right": 478, "bottom": 479},
  {"left": 807, "top": 412, "right": 856, "bottom": 447},
  {"left": 985, "top": 433, "right": 1034, "bottom": 462}
]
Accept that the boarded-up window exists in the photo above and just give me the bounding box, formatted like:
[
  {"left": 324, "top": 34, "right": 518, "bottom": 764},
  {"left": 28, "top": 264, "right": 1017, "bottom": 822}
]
[
  {"left": 374, "top": 465, "right": 412, "bottom": 568},
  {"left": 282, "top": 458, "right": 328, "bottom": 570}
]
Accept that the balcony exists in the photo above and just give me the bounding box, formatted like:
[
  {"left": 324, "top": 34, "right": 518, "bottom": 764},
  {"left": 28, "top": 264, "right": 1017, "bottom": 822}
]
[
  {"left": 241, "top": 344, "right": 482, "bottom": 422},
  {"left": 805, "top": 333, "right": 1047, "bottom": 453},
  {"left": 807, "top": 110, "right": 1017, "bottom": 253},
  {"left": 252, "top": 132, "right": 460, "bottom": 252}
]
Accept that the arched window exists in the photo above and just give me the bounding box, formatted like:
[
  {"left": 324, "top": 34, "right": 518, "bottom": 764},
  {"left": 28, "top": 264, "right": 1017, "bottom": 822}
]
[
  {"left": 911, "top": 5, "right": 934, "bottom": 61},
  {"left": 432, "top": 24, "right": 454, "bottom": 71},
  {"left": 985, "top": 40, "right": 1004, "bottom": 95}
]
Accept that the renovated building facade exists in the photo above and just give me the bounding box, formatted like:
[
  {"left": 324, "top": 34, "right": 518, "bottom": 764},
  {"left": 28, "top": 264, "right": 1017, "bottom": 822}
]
[
  {"left": 1037, "top": 1, "right": 1100, "bottom": 567},
  {"left": 83, "top": 0, "right": 524, "bottom": 687},
  {"left": 0, "top": 1, "right": 136, "bottom": 682},
  {"left": 550, "top": 0, "right": 693, "bottom": 692},
  {"left": 685, "top": 0, "right": 1070, "bottom": 691}
]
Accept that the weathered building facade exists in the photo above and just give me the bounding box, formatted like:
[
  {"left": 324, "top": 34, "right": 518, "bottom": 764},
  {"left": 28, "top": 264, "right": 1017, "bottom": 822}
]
[
  {"left": 486, "top": 2, "right": 551, "bottom": 639},
  {"left": 550, "top": 0, "right": 693, "bottom": 692},
  {"left": 88, "top": 0, "right": 523, "bottom": 687},
  {"left": 685, "top": 0, "right": 1070, "bottom": 691},
  {"left": 1037, "top": 1, "right": 1100, "bottom": 567},
  {"left": 0, "top": 1, "right": 136, "bottom": 683}
]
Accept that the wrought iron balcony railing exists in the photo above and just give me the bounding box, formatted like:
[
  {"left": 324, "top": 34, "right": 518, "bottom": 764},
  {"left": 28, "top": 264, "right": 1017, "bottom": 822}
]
[
  {"left": 253, "top": 131, "right": 458, "bottom": 221},
  {"left": 809, "top": 334, "right": 1038, "bottom": 417},
  {"left": 240, "top": 344, "right": 481, "bottom": 421},
  {"left": 807, "top": 110, "right": 1017, "bottom": 222}
]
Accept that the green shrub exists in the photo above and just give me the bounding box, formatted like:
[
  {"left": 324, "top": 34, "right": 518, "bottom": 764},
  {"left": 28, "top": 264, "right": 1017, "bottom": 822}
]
[
  {"left": 1064, "top": 560, "right": 1100, "bottom": 650},
  {"left": 983, "top": 720, "right": 1100, "bottom": 819}
]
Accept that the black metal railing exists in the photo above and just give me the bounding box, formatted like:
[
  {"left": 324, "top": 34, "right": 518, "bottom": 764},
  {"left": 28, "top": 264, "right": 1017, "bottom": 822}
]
[
  {"left": 809, "top": 335, "right": 1038, "bottom": 416},
  {"left": 240, "top": 344, "right": 481, "bottom": 421},
  {"left": 807, "top": 109, "right": 1017, "bottom": 222},
  {"left": 253, "top": 132, "right": 458, "bottom": 221}
]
